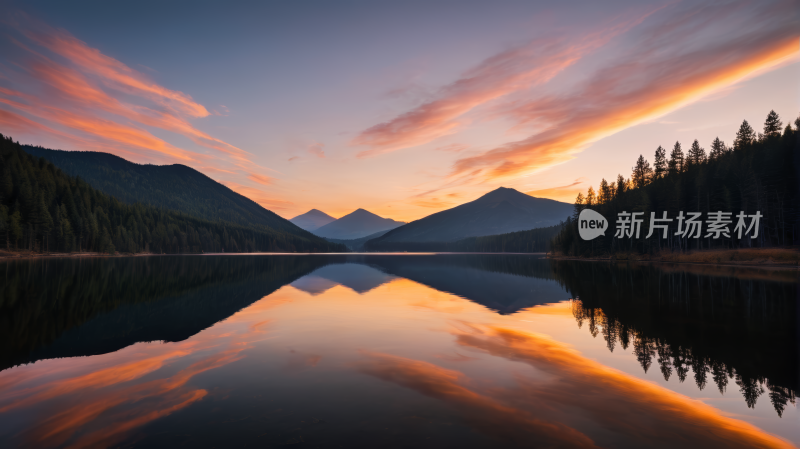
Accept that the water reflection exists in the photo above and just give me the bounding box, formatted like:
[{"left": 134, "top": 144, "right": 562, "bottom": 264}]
[
  {"left": 0, "top": 255, "right": 797, "bottom": 448},
  {"left": 552, "top": 260, "right": 798, "bottom": 416}
]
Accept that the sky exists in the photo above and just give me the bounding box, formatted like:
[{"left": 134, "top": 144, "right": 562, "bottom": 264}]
[{"left": 0, "top": 0, "right": 797, "bottom": 221}]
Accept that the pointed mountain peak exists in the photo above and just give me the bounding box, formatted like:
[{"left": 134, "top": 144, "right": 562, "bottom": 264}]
[
  {"left": 308, "top": 209, "right": 334, "bottom": 217},
  {"left": 291, "top": 209, "right": 335, "bottom": 220},
  {"left": 347, "top": 208, "right": 379, "bottom": 218},
  {"left": 290, "top": 208, "right": 336, "bottom": 231},
  {"left": 477, "top": 187, "right": 525, "bottom": 201}
]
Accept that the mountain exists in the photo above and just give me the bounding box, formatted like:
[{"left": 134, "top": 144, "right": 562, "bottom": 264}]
[
  {"left": 290, "top": 209, "right": 336, "bottom": 231},
  {"left": 325, "top": 229, "right": 393, "bottom": 251},
  {"left": 312, "top": 209, "right": 405, "bottom": 240},
  {"left": 369, "top": 187, "right": 572, "bottom": 244},
  {"left": 365, "top": 224, "right": 562, "bottom": 252},
  {"left": 22, "top": 145, "right": 312, "bottom": 238},
  {"left": 1, "top": 255, "right": 332, "bottom": 371},
  {"left": 2, "top": 135, "right": 343, "bottom": 253}
]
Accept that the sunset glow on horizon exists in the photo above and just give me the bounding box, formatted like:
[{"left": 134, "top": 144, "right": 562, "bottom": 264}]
[{"left": 0, "top": 1, "right": 797, "bottom": 221}]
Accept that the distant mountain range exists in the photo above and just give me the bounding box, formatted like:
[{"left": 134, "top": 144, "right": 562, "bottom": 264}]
[
  {"left": 290, "top": 209, "right": 336, "bottom": 231},
  {"left": 22, "top": 146, "right": 321, "bottom": 241},
  {"left": 311, "top": 209, "right": 405, "bottom": 240},
  {"left": 370, "top": 187, "right": 572, "bottom": 244}
]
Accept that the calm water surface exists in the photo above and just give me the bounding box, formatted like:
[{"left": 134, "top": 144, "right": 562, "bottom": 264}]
[{"left": 0, "top": 255, "right": 797, "bottom": 448}]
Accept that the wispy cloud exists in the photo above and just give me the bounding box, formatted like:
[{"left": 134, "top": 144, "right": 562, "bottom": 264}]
[
  {"left": 247, "top": 173, "right": 273, "bottom": 186},
  {"left": 0, "top": 13, "right": 286, "bottom": 213},
  {"left": 450, "top": 1, "right": 799, "bottom": 182},
  {"left": 351, "top": 9, "right": 660, "bottom": 158},
  {"left": 308, "top": 141, "right": 325, "bottom": 158},
  {"left": 526, "top": 179, "right": 585, "bottom": 202}
]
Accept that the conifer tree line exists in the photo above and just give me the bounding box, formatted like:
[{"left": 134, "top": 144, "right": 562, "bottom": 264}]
[
  {"left": 553, "top": 110, "right": 799, "bottom": 255},
  {"left": 0, "top": 134, "right": 345, "bottom": 254}
]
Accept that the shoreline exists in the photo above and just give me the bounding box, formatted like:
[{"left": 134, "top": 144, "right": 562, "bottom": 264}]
[
  {"left": 0, "top": 251, "right": 160, "bottom": 261},
  {"left": 547, "top": 247, "right": 800, "bottom": 271},
  {"left": 2, "top": 248, "right": 797, "bottom": 272}
]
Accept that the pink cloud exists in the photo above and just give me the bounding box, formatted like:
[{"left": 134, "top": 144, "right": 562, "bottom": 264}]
[
  {"left": 351, "top": 9, "right": 660, "bottom": 158},
  {"left": 308, "top": 141, "right": 325, "bottom": 158},
  {"left": 449, "top": 0, "right": 799, "bottom": 182}
]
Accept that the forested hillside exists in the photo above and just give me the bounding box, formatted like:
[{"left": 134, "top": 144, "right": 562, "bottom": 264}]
[
  {"left": 553, "top": 111, "right": 799, "bottom": 256},
  {"left": 0, "top": 134, "right": 344, "bottom": 254},
  {"left": 22, "top": 145, "right": 307, "bottom": 236},
  {"left": 366, "top": 224, "right": 561, "bottom": 252}
]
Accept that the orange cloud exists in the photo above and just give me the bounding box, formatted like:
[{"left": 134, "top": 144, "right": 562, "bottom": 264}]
[
  {"left": 18, "top": 18, "right": 209, "bottom": 118},
  {"left": 451, "top": 1, "right": 799, "bottom": 182},
  {"left": 0, "top": 13, "right": 264, "bottom": 190},
  {"left": 5, "top": 37, "right": 252, "bottom": 165},
  {"left": 351, "top": 9, "right": 660, "bottom": 157},
  {"left": 526, "top": 179, "right": 585, "bottom": 203},
  {"left": 455, "top": 326, "right": 795, "bottom": 449},
  {"left": 247, "top": 172, "right": 273, "bottom": 186}
]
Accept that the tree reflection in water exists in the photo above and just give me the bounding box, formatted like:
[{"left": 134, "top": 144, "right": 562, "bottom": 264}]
[{"left": 554, "top": 260, "right": 798, "bottom": 416}]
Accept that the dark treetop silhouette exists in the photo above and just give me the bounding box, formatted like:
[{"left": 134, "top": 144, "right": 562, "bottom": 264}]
[{"left": 553, "top": 111, "right": 800, "bottom": 256}]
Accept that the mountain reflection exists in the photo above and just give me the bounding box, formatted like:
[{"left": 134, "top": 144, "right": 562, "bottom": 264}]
[
  {"left": 0, "top": 255, "right": 333, "bottom": 370},
  {"left": 0, "top": 255, "right": 797, "bottom": 448},
  {"left": 2, "top": 255, "right": 797, "bottom": 419},
  {"left": 552, "top": 260, "right": 798, "bottom": 416},
  {"left": 0, "top": 255, "right": 561, "bottom": 371}
]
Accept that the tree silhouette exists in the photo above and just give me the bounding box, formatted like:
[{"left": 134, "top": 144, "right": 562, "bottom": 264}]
[
  {"left": 708, "top": 137, "right": 726, "bottom": 161},
  {"left": 686, "top": 139, "right": 707, "bottom": 167},
  {"left": 667, "top": 141, "right": 684, "bottom": 175},
  {"left": 653, "top": 145, "right": 667, "bottom": 179},
  {"left": 552, "top": 110, "right": 799, "bottom": 256},
  {"left": 631, "top": 155, "right": 653, "bottom": 189},
  {"left": 763, "top": 110, "right": 783, "bottom": 137},
  {"left": 734, "top": 120, "right": 756, "bottom": 150}
]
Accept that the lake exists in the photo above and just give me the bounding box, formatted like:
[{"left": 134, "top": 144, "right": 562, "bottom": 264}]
[{"left": 0, "top": 254, "right": 797, "bottom": 448}]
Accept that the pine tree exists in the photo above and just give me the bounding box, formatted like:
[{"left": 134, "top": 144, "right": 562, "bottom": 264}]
[
  {"left": 615, "top": 174, "right": 626, "bottom": 198},
  {"left": 794, "top": 114, "right": 800, "bottom": 131},
  {"left": 653, "top": 146, "right": 667, "bottom": 179},
  {"left": 598, "top": 178, "right": 611, "bottom": 204},
  {"left": 763, "top": 110, "right": 783, "bottom": 137},
  {"left": 573, "top": 192, "right": 584, "bottom": 220},
  {"left": 632, "top": 155, "right": 653, "bottom": 188},
  {"left": 686, "top": 139, "right": 706, "bottom": 167},
  {"left": 709, "top": 137, "right": 726, "bottom": 161},
  {"left": 667, "top": 142, "right": 683, "bottom": 175},
  {"left": 586, "top": 186, "right": 596, "bottom": 207},
  {"left": 734, "top": 120, "right": 756, "bottom": 150}
]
